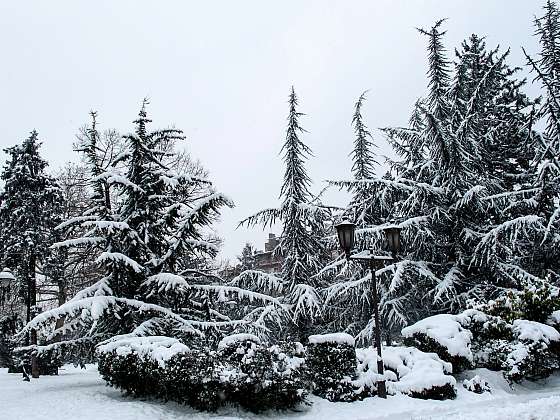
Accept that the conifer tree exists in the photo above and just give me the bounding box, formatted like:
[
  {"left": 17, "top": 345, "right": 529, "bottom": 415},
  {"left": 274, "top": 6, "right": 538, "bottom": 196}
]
[
  {"left": 0, "top": 131, "right": 65, "bottom": 376},
  {"left": 522, "top": 0, "right": 560, "bottom": 279},
  {"left": 325, "top": 20, "right": 539, "bottom": 340},
  {"left": 18, "top": 104, "right": 284, "bottom": 364},
  {"left": 347, "top": 91, "right": 383, "bottom": 228},
  {"left": 240, "top": 88, "right": 329, "bottom": 340}
]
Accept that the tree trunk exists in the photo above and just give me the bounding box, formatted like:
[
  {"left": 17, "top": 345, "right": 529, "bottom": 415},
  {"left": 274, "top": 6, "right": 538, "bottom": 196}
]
[
  {"left": 29, "top": 253, "right": 39, "bottom": 379},
  {"left": 54, "top": 279, "right": 67, "bottom": 333}
]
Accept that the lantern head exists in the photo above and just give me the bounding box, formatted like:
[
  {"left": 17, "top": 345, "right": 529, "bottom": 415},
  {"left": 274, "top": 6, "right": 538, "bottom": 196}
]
[
  {"left": 0, "top": 268, "right": 15, "bottom": 288},
  {"left": 336, "top": 219, "right": 356, "bottom": 259},
  {"left": 383, "top": 225, "right": 402, "bottom": 257}
]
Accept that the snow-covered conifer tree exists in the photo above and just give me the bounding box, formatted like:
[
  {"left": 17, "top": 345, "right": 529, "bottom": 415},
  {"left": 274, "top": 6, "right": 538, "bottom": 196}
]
[
  {"left": 324, "top": 20, "right": 540, "bottom": 341},
  {"left": 0, "top": 131, "right": 65, "bottom": 375},
  {"left": 239, "top": 88, "right": 330, "bottom": 340},
  {"left": 520, "top": 0, "right": 560, "bottom": 280},
  {"left": 17, "top": 103, "right": 285, "bottom": 364}
]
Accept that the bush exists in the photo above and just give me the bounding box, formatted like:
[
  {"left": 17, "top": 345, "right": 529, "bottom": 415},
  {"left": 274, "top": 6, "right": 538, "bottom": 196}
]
[
  {"left": 502, "top": 320, "right": 560, "bottom": 383},
  {"left": 402, "top": 314, "right": 473, "bottom": 373},
  {"left": 98, "top": 350, "right": 161, "bottom": 398},
  {"left": 0, "top": 314, "right": 22, "bottom": 369},
  {"left": 306, "top": 333, "right": 358, "bottom": 402},
  {"left": 478, "top": 279, "right": 560, "bottom": 324},
  {"left": 97, "top": 334, "right": 308, "bottom": 413},
  {"left": 367, "top": 346, "right": 457, "bottom": 400},
  {"left": 403, "top": 309, "right": 560, "bottom": 384},
  {"left": 217, "top": 337, "right": 308, "bottom": 411}
]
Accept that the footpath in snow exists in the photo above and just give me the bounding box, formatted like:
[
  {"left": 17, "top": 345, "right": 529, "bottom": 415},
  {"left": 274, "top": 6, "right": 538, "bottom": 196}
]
[{"left": 1, "top": 366, "right": 560, "bottom": 420}]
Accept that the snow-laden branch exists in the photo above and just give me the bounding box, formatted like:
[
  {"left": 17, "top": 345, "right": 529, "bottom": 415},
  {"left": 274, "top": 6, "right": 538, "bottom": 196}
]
[
  {"left": 290, "top": 284, "right": 322, "bottom": 321},
  {"left": 52, "top": 237, "right": 105, "bottom": 249},
  {"left": 238, "top": 207, "right": 282, "bottom": 229},
  {"left": 69, "top": 276, "right": 113, "bottom": 302},
  {"left": 17, "top": 295, "right": 206, "bottom": 340},
  {"left": 96, "top": 252, "right": 144, "bottom": 273},
  {"left": 473, "top": 215, "right": 545, "bottom": 265},
  {"left": 228, "top": 270, "right": 284, "bottom": 294}
]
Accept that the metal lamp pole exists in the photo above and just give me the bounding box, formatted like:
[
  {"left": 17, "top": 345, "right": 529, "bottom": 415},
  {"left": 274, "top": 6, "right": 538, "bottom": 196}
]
[{"left": 335, "top": 221, "right": 402, "bottom": 400}]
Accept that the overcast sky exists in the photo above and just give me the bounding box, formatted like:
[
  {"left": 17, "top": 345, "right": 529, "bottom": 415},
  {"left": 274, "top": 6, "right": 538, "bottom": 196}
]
[{"left": 0, "top": 1, "right": 545, "bottom": 262}]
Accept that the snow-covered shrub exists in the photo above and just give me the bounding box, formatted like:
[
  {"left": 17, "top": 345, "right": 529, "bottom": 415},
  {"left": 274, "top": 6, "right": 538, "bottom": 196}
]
[
  {"left": 216, "top": 336, "right": 308, "bottom": 412},
  {"left": 502, "top": 320, "right": 560, "bottom": 383},
  {"left": 478, "top": 280, "right": 560, "bottom": 324},
  {"left": 306, "top": 333, "right": 358, "bottom": 401},
  {"left": 355, "top": 346, "right": 456, "bottom": 400},
  {"left": 402, "top": 314, "right": 473, "bottom": 372},
  {"left": 164, "top": 349, "right": 222, "bottom": 411},
  {"left": 97, "top": 336, "right": 185, "bottom": 398},
  {"left": 0, "top": 314, "right": 22, "bottom": 368},
  {"left": 98, "top": 335, "right": 308, "bottom": 413},
  {"left": 463, "top": 375, "right": 491, "bottom": 394},
  {"left": 456, "top": 310, "right": 513, "bottom": 369}
]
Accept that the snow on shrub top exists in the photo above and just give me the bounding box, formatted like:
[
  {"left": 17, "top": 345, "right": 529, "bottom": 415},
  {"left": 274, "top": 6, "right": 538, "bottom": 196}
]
[
  {"left": 97, "top": 336, "right": 189, "bottom": 367},
  {"left": 512, "top": 319, "right": 560, "bottom": 344},
  {"left": 354, "top": 346, "right": 455, "bottom": 396},
  {"left": 402, "top": 314, "right": 473, "bottom": 360},
  {"left": 308, "top": 333, "right": 355, "bottom": 347},
  {"left": 548, "top": 310, "right": 560, "bottom": 326},
  {"left": 217, "top": 333, "right": 261, "bottom": 350}
]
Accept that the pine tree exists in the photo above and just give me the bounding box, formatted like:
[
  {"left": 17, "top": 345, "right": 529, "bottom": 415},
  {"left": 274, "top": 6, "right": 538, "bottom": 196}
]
[
  {"left": 238, "top": 243, "right": 256, "bottom": 270},
  {"left": 348, "top": 91, "right": 383, "bottom": 228},
  {"left": 0, "top": 131, "right": 65, "bottom": 376}
]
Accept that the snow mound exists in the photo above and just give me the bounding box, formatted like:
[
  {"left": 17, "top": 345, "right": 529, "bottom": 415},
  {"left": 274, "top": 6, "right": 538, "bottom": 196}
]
[
  {"left": 402, "top": 314, "right": 473, "bottom": 360},
  {"left": 354, "top": 346, "right": 456, "bottom": 398},
  {"left": 97, "top": 336, "right": 189, "bottom": 367},
  {"left": 513, "top": 319, "right": 560, "bottom": 344},
  {"left": 217, "top": 333, "right": 261, "bottom": 350},
  {"left": 308, "top": 333, "right": 355, "bottom": 347},
  {"left": 463, "top": 375, "right": 491, "bottom": 394}
]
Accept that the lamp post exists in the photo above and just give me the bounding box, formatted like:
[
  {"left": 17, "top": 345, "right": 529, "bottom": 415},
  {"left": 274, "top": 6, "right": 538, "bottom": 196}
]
[
  {"left": 0, "top": 268, "right": 15, "bottom": 306},
  {"left": 335, "top": 220, "right": 402, "bottom": 399}
]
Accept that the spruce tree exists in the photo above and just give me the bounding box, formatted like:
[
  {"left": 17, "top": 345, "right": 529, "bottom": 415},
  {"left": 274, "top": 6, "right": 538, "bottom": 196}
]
[{"left": 0, "top": 131, "right": 65, "bottom": 376}]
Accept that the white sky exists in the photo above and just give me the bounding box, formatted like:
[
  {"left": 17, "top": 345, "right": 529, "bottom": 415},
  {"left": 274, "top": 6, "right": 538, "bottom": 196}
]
[{"left": 0, "top": 1, "right": 544, "bottom": 262}]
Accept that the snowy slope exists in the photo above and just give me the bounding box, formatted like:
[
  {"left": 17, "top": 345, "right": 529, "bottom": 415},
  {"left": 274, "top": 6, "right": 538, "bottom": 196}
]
[{"left": 1, "top": 366, "right": 560, "bottom": 420}]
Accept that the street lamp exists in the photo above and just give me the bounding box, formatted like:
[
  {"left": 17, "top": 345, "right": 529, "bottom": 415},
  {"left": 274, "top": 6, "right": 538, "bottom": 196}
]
[
  {"left": 335, "top": 220, "right": 356, "bottom": 258},
  {"left": 384, "top": 225, "right": 402, "bottom": 257},
  {"left": 335, "top": 220, "right": 402, "bottom": 399},
  {"left": 0, "top": 268, "right": 15, "bottom": 288}
]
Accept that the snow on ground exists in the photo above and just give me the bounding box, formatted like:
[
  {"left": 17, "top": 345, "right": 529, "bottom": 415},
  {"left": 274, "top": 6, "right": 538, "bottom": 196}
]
[{"left": 1, "top": 366, "right": 560, "bottom": 420}]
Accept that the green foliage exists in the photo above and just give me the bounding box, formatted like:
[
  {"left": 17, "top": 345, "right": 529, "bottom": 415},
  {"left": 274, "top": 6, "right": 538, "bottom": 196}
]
[
  {"left": 402, "top": 332, "right": 472, "bottom": 373},
  {"left": 502, "top": 340, "right": 560, "bottom": 383},
  {"left": 306, "top": 341, "right": 358, "bottom": 402},
  {"left": 98, "top": 338, "right": 308, "bottom": 413},
  {"left": 478, "top": 280, "right": 560, "bottom": 323},
  {"left": 409, "top": 383, "right": 457, "bottom": 400}
]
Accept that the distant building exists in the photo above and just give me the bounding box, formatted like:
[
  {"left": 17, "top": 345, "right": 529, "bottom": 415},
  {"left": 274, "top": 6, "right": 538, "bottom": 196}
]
[
  {"left": 221, "top": 233, "right": 283, "bottom": 280},
  {"left": 253, "top": 233, "right": 282, "bottom": 273}
]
